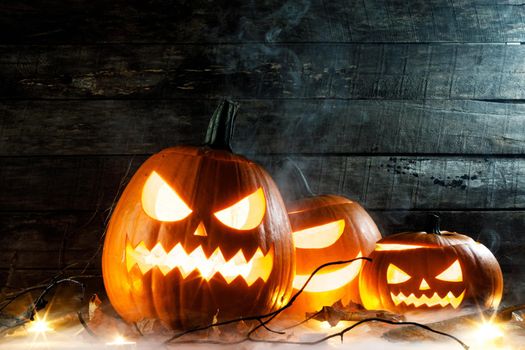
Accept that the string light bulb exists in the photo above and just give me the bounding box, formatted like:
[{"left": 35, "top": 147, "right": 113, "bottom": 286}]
[
  {"left": 106, "top": 335, "right": 136, "bottom": 348},
  {"left": 27, "top": 318, "right": 53, "bottom": 333},
  {"left": 473, "top": 321, "right": 504, "bottom": 346}
]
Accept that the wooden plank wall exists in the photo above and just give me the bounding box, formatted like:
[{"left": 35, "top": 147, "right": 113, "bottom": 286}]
[{"left": 1, "top": 0, "right": 524, "bottom": 303}]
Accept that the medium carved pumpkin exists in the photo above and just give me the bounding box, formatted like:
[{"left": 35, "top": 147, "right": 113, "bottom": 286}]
[
  {"left": 285, "top": 163, "right": 382, "bottom": 315},
  {"left": 359, "top": 215, "right": 503, "bottom": 313},
  {"left": 102, "top": 100, "right": 294, "bottom": 329}
]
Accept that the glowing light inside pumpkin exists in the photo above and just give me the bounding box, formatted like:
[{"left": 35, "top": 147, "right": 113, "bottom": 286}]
[
  {"left": 292, "top": 252, "right": 362, "bottom": 292},
  {"left": 390, "top": 290, "right": 466, "bottom": 308},
  {"left": 193, "top": 221, "right": 208, "bottom": 236},
  {"left": 214, "top": 187, "right": 266, "bottom": 230},
  {"left": 419, "top": 278, "right": 431, "bottom": 290},
  {"left": 141, "top": 171, "right": 192, "bottom": 222},
  {"left": 293, "top": 219, "right": 345, "bottom": 249},
  {"left": 375, "top": 243, "right": 425, "bottom": 251},
  {"left": 386, "top": 263, "right": 412, "bottom": 284},
  {"left": 126, "top": 241, "right": 273, "bottom": 285},
  {"left": 435, "top": 259, "right": 463, "bottom": 282}
]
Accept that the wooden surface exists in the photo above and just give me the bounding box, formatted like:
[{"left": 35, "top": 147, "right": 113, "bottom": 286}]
[
  {"left": 2, "top": 0, "right": 525, "bottom": 44},
  {"left": 2, "top": 99, "right": 525, "bottom": 156},
  {"left": 0, "top": 0, "right": 524, "bottom": 305},
  {"left": 5, "top": 44, "right": 525, "bottom": 100}
]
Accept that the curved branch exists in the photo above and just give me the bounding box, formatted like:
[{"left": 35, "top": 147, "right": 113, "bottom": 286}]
[
  {"left": 165, "top": 257, "right": 371, "bottom": 342},
  {"left": 167, "top": 318, "right": 469, "bottom": 350}
]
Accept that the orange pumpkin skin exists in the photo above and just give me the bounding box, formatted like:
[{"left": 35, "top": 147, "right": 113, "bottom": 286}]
[
  {"left": 359, "top": 228, "right": 503, "bottom": 313},
  {"left": 102, "top": 101, "right": 294, "bottom": 330},
  {"left": 287, "top": 194, "right": 381, "bottom": 315}
]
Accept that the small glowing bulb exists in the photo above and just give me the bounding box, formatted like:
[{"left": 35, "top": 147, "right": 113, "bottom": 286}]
[
  {"left": 27, "top": 319, "right": 53, "bottom": 333},
  {"left": 112, "top": 336, "right": 126, "bottom": 344},
  {"left": 474, "top": 322, "right": 504, "bottom": 344},
  {"left": 106, "top": 335, "right": 136, "bottom": 347}
]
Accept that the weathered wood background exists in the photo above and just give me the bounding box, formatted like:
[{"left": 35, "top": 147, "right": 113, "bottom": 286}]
[{"left": 1, "top": 0, "right": 524, "bottom": 304}]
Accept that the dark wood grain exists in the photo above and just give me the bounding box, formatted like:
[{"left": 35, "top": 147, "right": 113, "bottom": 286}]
[
  {"left": 266, "top": 155, "right": 525, "bottom": 210},
  {"left": 0, "top": 156, "right": 146, "bottom": 212},
  {"left": 0, "top": 100, "right": 210, "bottom": 156},
  {"left": 1, "top": 99, "right": 525, "bottom": 156},
  {"left": 0, "top": 155, "right": 523, "bottom": 211},
  {"left": 0, "top": 212, "right": 107, "bottom": 252},
  {"left": 0, "top": 250, "right": 101, "bottom": 270},
  {"left": 4, "top": 43, "right": 525, "bottom": 99},
  {"left": 1, "top": 0, "right": 525, "bottom": 44},
  {"left": 0, "top": 268, "right": 103, "bottom": 301}
]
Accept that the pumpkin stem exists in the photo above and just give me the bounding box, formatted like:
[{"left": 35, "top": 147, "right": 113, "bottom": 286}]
[
  {"left": 429, "top": 214, "right": 442, "bottom": 235},
  {"left": 287, "top": 157, "right": 315, "bottom": 197},
  {"left": 204, "top": 99, "right": 240, "bottom": 151}
]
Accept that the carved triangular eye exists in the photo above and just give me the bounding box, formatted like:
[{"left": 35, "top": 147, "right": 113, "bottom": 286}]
[
  {"left": 141, "top": 171, "right": 192, "bottom": 221},
  {"left": 387, "top": 264, "right": 411, "bottom": 284},
  {"left": 435, "top": 259, "right": 463, "bottom": 282},
  {"left": 214, "top": 188, "right": 266, "bottom": 230}
]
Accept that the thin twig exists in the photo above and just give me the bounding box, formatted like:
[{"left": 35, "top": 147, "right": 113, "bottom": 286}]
[
  {"left": 166, "top": 318, "right": 469, "bottom": 349},
  {"left": 77, "top": 311, "right": 98, "bottom": 339},
  {"left": 28, "top": 278, "right": 85, "bottom": 321},
  {"left": 279, "top": 309, "right": 323, "bottom": 331},
  {"left": 253, "top": 318, "right": 469, "bottom": 349},
  {"left": 0, "top": 271, "right": 61, "bottom": 312},
  {"left": 256, "top": 318, "right": 285, "bottom": 335},
  {"left": 164, "top": 257, "right": 371, "bottom": 343},
  {"left": 133, "top": 322, "right": 144, "bottom": 337},
  {"left": 246, "top": 256, "right": 373, "bottom": 338},
  {"left": 0, "top": 276, "right": 86, "bottom": 337}
]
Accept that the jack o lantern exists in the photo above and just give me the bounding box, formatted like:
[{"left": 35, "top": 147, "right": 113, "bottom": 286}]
[
  {"left": 102, "top": 100, "right": 294, "bottom": 330},
  {"left": 359, "top": 215, "right": 503, "bottom": 313},
  {"left": 285, "top": 162, "right": 382, "bottom": 315}
]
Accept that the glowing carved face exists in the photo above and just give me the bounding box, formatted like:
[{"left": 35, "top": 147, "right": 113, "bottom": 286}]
[
  {"left": 102, "top": 102, "right": 294, "bottom": 330},
  {"left": 287, "top": 195, "right": 381, "bottom": 313},
  {"left": 361, "top": 243, "right": 472, "bottom": 312},
  {"left": 360, "top": 231, "right": 503, "bottom": 314},
  {"left": 128, "top": 170, "right": 271, "bottom": 284},
  {"left": 386, "top": 257, "right": 465, "bottom": 308}
]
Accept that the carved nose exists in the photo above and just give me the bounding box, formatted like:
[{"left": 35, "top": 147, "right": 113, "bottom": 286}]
[
  {"left": 193, "top": 221, "right": 207, "bottom": 236},
  {"left": 419, "top": 278, "right": 430, "bottom": 290}
]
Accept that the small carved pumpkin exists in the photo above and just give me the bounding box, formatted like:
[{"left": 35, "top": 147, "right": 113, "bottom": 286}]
[
  {"left": 285, "top": 162, "right": 382, "bottom": 315},
  {"left": 102, "top": 100, "right": 294, "bottom": 329},
  {"left": 359, "top": 215, "right": 503, "bottom": 313}
]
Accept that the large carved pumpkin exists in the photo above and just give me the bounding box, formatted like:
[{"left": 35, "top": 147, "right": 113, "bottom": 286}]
[
  {"left": 359, "top": 216, "right": 503, "bottom": 313},
  {"left": 285, "top": 163, "right": 381, "bottom": 315},
  {"left": 102, "top": 100, "right": 294, "bottom": 329}
]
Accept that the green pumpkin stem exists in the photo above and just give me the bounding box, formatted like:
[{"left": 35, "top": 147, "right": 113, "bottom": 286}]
[
  {"left": 429, "top": 214, "right": 442, "bottom": 235},
  {"left": 204, "top": 99, "right": 240, "bottom": 151},
  {"left": 288, "top": 158, "right": 315, "bottom": 198}
]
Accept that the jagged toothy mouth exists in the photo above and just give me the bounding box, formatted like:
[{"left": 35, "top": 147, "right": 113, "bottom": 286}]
[
  {"left": 390, "top": 290, "right": 466, "bottom": 308},
  {"left": 126, "top": 241, "right": 273, "bottom": 286}
]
